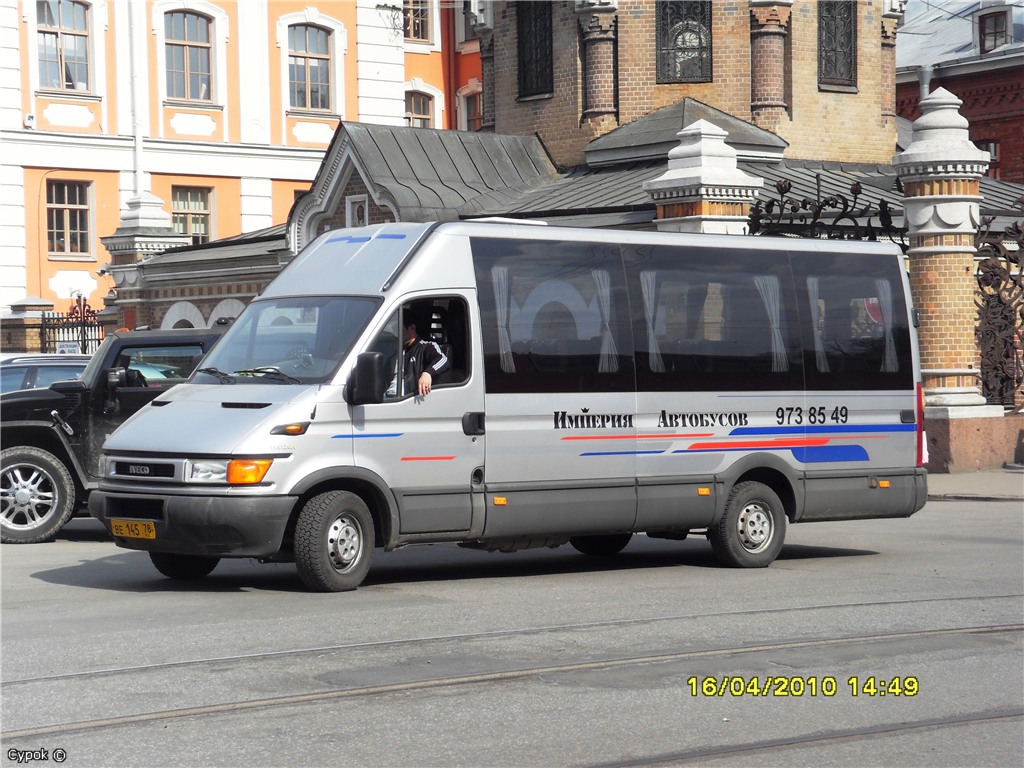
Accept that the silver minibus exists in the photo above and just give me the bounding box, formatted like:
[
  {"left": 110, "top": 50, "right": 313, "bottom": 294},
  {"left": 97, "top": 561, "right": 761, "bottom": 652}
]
[{"left": 90, "top": 221, "right": 927, "bottom": 591}]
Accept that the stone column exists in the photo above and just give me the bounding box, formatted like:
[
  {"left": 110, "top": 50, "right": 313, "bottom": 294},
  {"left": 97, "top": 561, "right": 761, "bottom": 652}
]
[
  {"left": 880, "top": 1, "right": 904, "bottom": 124},
  {"left": 576, "top": 0, "right": 618, "bottom": 131},
  {"left": 643, "top": 120, "right": 763, "bottom": 235},
  {"left": 892, "top": 87, "right": 1014, "bottom": 471},
  {"left": 472, "top": 3, "right": 496, "bottom": 133},
  {"left": 100, "top": 192, "right": 190, "bottom": 331},
  {"left": 749, "top": 1, "right": 792, "bottom": 134}
]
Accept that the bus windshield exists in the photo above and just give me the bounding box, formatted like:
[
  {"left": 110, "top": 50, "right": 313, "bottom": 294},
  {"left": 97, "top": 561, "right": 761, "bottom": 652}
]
[{"left": 192, "top": 296, "right": 380, "bottom": 385}]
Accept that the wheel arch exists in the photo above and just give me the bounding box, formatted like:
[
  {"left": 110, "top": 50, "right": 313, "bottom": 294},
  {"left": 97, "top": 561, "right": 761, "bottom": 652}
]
[
  {"left": 1, "top": 423, "right": 89, "bottom": 505},
  {"left": 717, "top": 454, "right": 801, "bottom": 524},
  {"left": 284, "top": 467, "right": 398, "bottom": 551}
]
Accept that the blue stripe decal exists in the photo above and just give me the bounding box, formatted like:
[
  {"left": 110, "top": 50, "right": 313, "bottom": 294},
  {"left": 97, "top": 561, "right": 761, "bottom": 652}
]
[
  {"left": 333, "top": 433, "right": 403, "bottom": 439},
  {"left": 377, "top": 233, "right": 407, "bottom": 239},
  {"left": 731, "top": 424, "right": 914, "bottom": 436},
  {"left": 791, "top": 445, "right": 870, "bottom": 463}
]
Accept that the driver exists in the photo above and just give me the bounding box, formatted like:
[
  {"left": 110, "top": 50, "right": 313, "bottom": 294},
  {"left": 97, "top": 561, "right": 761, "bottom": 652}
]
[{"left": 393, "top": 309, "right": 449, "bottom": 397}]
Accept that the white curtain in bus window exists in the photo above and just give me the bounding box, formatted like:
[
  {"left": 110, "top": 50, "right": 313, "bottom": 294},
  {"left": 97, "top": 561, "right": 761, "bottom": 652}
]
[
  {"left": 491, "top": 265, "right": 515, "bottom": 373},
  {"left": 875, "top": 278, "right": 898, "bottom": 372},
  {"left": 592, "top": 269, "right": 618, "bottom": 372},
  {"left": 639, "top": 271, "right": 665, "bottom": 373},
  {"left": 753, "top": 274, "right": 788, "bottom": 372},
  {"left": 807, "top": 276, "right": 830, "bottom": 372}
]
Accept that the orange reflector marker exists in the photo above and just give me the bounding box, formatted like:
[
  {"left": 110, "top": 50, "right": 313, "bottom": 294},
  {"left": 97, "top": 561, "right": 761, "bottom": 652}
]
[
  {"left": 493, "top": 496, "right": 508, "bottom": 506},
  {"left": 271, "top": 422, "right": 309, "bottom": 436},
  {"left": 698, "top": 487, "right": 711, "bottom": 496},
  {"left": 879, "top": 479, "right": 891, "bottom": 489},
  {"left": 227, "top": 459, "right": 273, "bottom": 484}
]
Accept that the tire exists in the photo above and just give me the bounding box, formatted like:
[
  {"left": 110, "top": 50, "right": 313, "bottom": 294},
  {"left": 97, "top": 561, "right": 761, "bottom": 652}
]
[
  {"left": 0, "top": 446, "right": 77, "bottom": 544},
  {"left": 709, "top": 481, "right": 786, "bottom": 568},
  {"left": 149, "top": 552, "right": 220, "bottom": 580},
  {"left": 569, "top": 532, "right": 633, "bottom": 556},
  {"left": 294, "top": 491, "right": 374, "bottom": 592}
]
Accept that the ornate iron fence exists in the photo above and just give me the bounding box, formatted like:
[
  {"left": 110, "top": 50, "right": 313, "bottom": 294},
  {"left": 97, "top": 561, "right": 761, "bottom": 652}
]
[
  {"left": 975, "top": 214, "right": 1024, "bottom": 410},
  {"left": 41, "top": 293, "right": 103, "bottom": 354},
  {"left": 748, "top": 178, "right": 908, "bottom": 252}
]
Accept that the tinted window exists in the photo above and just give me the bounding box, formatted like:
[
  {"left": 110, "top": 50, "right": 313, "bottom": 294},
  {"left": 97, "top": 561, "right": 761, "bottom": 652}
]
[
  {"left": 791, "top": 251, "right": 912, "bottom": 390},
  {"left": 624, "top": 244, "right": 802, "bottom": 392},
  {"left": 472, "top": 237, "right": 634, "bottom": 394}
]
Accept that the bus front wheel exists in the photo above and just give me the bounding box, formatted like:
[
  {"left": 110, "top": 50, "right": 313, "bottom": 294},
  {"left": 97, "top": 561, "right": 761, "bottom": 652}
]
[
  {"left": 294, "top": 490, "right": 374, "bottom": 592},
  {"left": 709, "top": 481, "right": 786, "bottom": 568}
]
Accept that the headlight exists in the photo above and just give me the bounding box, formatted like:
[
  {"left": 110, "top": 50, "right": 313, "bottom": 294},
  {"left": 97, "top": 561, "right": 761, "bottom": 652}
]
[
  {"left": 184, "top": 459, "right": 272, "bottom": 485},
  {"left": 185, "top": 460, "right": 228, "bottom": 483}
]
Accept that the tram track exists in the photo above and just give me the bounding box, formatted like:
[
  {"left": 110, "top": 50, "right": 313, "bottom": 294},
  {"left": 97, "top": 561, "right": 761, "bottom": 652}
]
[
  {"left": 4, "top": 592, "right": 1020, "bottom": 687},
  {"left": 588, "top": 708, "right": 1024, "bottom": 767},
  {"left": 4, "top": 623, "right": 1020, "bottom": 742}
]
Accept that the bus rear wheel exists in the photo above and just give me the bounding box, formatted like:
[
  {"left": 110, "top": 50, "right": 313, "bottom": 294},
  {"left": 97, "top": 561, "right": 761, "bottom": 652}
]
[
  {"left": 709, "top": 481, "right": 786, "bottom": 568},
  {"left": 149, "top": 552, "right": 220, "bottom": 580},
  {"left": 570, "top": 532, "right": 633, "bottom": 556}
]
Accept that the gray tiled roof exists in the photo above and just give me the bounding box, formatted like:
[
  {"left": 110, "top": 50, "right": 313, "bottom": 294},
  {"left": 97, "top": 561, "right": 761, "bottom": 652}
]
[
  {"left": 342, "top": 122, "right": 558, "bottom": 221},
  {"left": 584, "top": 98, "right": 787, "bottom": 164}
]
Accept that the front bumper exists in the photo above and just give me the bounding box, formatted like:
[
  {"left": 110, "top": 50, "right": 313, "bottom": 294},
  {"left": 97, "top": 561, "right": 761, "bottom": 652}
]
[{"left": 89, "top": 490, "right": 296, "bottom": 557}]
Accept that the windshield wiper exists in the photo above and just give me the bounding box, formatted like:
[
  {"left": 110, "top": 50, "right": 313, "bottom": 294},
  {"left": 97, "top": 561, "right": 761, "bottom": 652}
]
[
  {"left": 196, "top": 367, "right": 236, "bottom": 384},
  {"left": 234, "top": 367, "right": 302, "bottom": 384}
]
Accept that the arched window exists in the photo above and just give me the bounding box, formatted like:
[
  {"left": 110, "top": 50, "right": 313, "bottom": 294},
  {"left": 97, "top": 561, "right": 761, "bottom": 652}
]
[
  {"left": 405, "top": 91, "right": 433, "bottom": 128},
  {"left": 288, "top": 24, "right": 331, "bottom": 111},
  {"left": 38, "top": 0, "right": 90, "bottom": 91},
  {"left": 165, "top": 11, "right": 212, "bottom": 101}
]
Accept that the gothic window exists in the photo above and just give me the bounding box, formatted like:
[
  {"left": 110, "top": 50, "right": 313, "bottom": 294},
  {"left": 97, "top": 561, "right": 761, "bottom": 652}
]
[
  {"left": 37, "top": 0, "right": 90, "bottom": 91},
  {"left": 818, "top": 1, "right": 856, "bottom": 89},
  {"left": 517, "top": 1, "right": 553, "bottom": 98},
  {"left": 656, "top": 1, "right": 712, "bottom": 84},
  {"left": 165, "top": 11, "right": 212, "bottom": 101},
  {"left": 288, "top": 24, "right": 331, "bottom": 111},
  {"left": 46, "top": 181, "right": 90, "bottom": 257}
]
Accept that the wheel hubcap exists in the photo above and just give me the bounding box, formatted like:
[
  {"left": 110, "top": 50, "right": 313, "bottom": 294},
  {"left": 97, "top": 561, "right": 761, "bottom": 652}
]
[
  {"left": 326, "top": 513, "right": 362, "bottom": 573},
  {"left": 737, "top": 502, "right": 772, "bottom": 553},
  {"left": 0, "top": 466, "right": 56, "bottom": 530}
]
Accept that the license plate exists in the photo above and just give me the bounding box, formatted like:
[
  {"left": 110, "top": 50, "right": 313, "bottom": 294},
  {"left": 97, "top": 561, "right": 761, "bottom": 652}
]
[{"left": 111, "top": 519, "right": 156, "bottom": 539}]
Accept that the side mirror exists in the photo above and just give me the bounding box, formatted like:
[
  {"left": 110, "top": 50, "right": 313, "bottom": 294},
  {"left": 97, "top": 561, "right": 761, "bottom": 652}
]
[
  {"left": 107, "top": 367, "right": 127, "bottom": 389},
  {"left": 345, "top": 352, "right": 386, "bottom": 405},
  {"left": 104, "top": 367, "right": 127, "bottom": 415}
]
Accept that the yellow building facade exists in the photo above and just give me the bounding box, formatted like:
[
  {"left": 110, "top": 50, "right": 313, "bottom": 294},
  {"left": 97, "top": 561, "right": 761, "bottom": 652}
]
[{"left": 1, "top": 0, "right": 480, "bottom": 318}]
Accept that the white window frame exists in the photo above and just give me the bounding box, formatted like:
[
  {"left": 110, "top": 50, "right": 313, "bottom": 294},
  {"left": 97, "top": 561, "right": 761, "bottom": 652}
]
[
  {"left": 152, "top": 0, "right": 229, "bottom": 110},
  {"left": 403, "top": 0, "right": 442, "bottom": 53},
  {"left": 277, "top": 9, "right": 347, "bottom": 123},
  {"left": 404, "top": 77, "right": 445, "bottom": 128},
  {"left": 346, "top": 195, "right": 368, "bottom": 227},
  {"left": 25, "top": 0, "right": 109, "bottom": 100},
  {"left": 457, "top": 78, "right": 483, "bottom": 131}
]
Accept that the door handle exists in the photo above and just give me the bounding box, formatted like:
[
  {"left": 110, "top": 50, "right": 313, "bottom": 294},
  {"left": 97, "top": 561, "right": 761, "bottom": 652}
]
[{"left": 462, "top": 411, "right": 485, "bottom": 436}]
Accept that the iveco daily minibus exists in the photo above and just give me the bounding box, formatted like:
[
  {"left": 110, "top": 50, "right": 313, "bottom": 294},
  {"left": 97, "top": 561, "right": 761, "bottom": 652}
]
[{"left": 90, "top": 221, "right": 927, "bottom": 591}]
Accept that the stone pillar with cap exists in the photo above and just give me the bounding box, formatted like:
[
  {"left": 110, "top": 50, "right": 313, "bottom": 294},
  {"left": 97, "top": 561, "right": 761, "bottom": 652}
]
[
  {"left": 892, "top": 87, "right": 1018, "bottom": 471},
  {"left": 576, "top": 0, "right": 618, "bottom": 133},
  {"left": 643, "top": 119, "right": 764, "bottom": 235},
  {"left": 100, "top": 192, "right": 190, "bottom": 331}
]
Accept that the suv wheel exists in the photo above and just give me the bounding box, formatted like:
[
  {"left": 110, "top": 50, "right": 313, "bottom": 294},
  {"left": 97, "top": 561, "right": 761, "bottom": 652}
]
[{"left": 1, "top": 446, "right": 77, "bottom": 544}]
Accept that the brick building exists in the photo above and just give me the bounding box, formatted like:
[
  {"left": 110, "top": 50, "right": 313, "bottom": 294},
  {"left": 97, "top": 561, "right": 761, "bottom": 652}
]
[{"left": 895, "top": 0, "right": 1023, "bottom": 184}]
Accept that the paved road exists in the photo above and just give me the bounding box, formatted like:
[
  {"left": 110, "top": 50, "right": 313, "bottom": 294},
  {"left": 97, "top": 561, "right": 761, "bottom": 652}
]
[{"left": 2, "top": 500, "right": 1021, "bottom": 768}]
